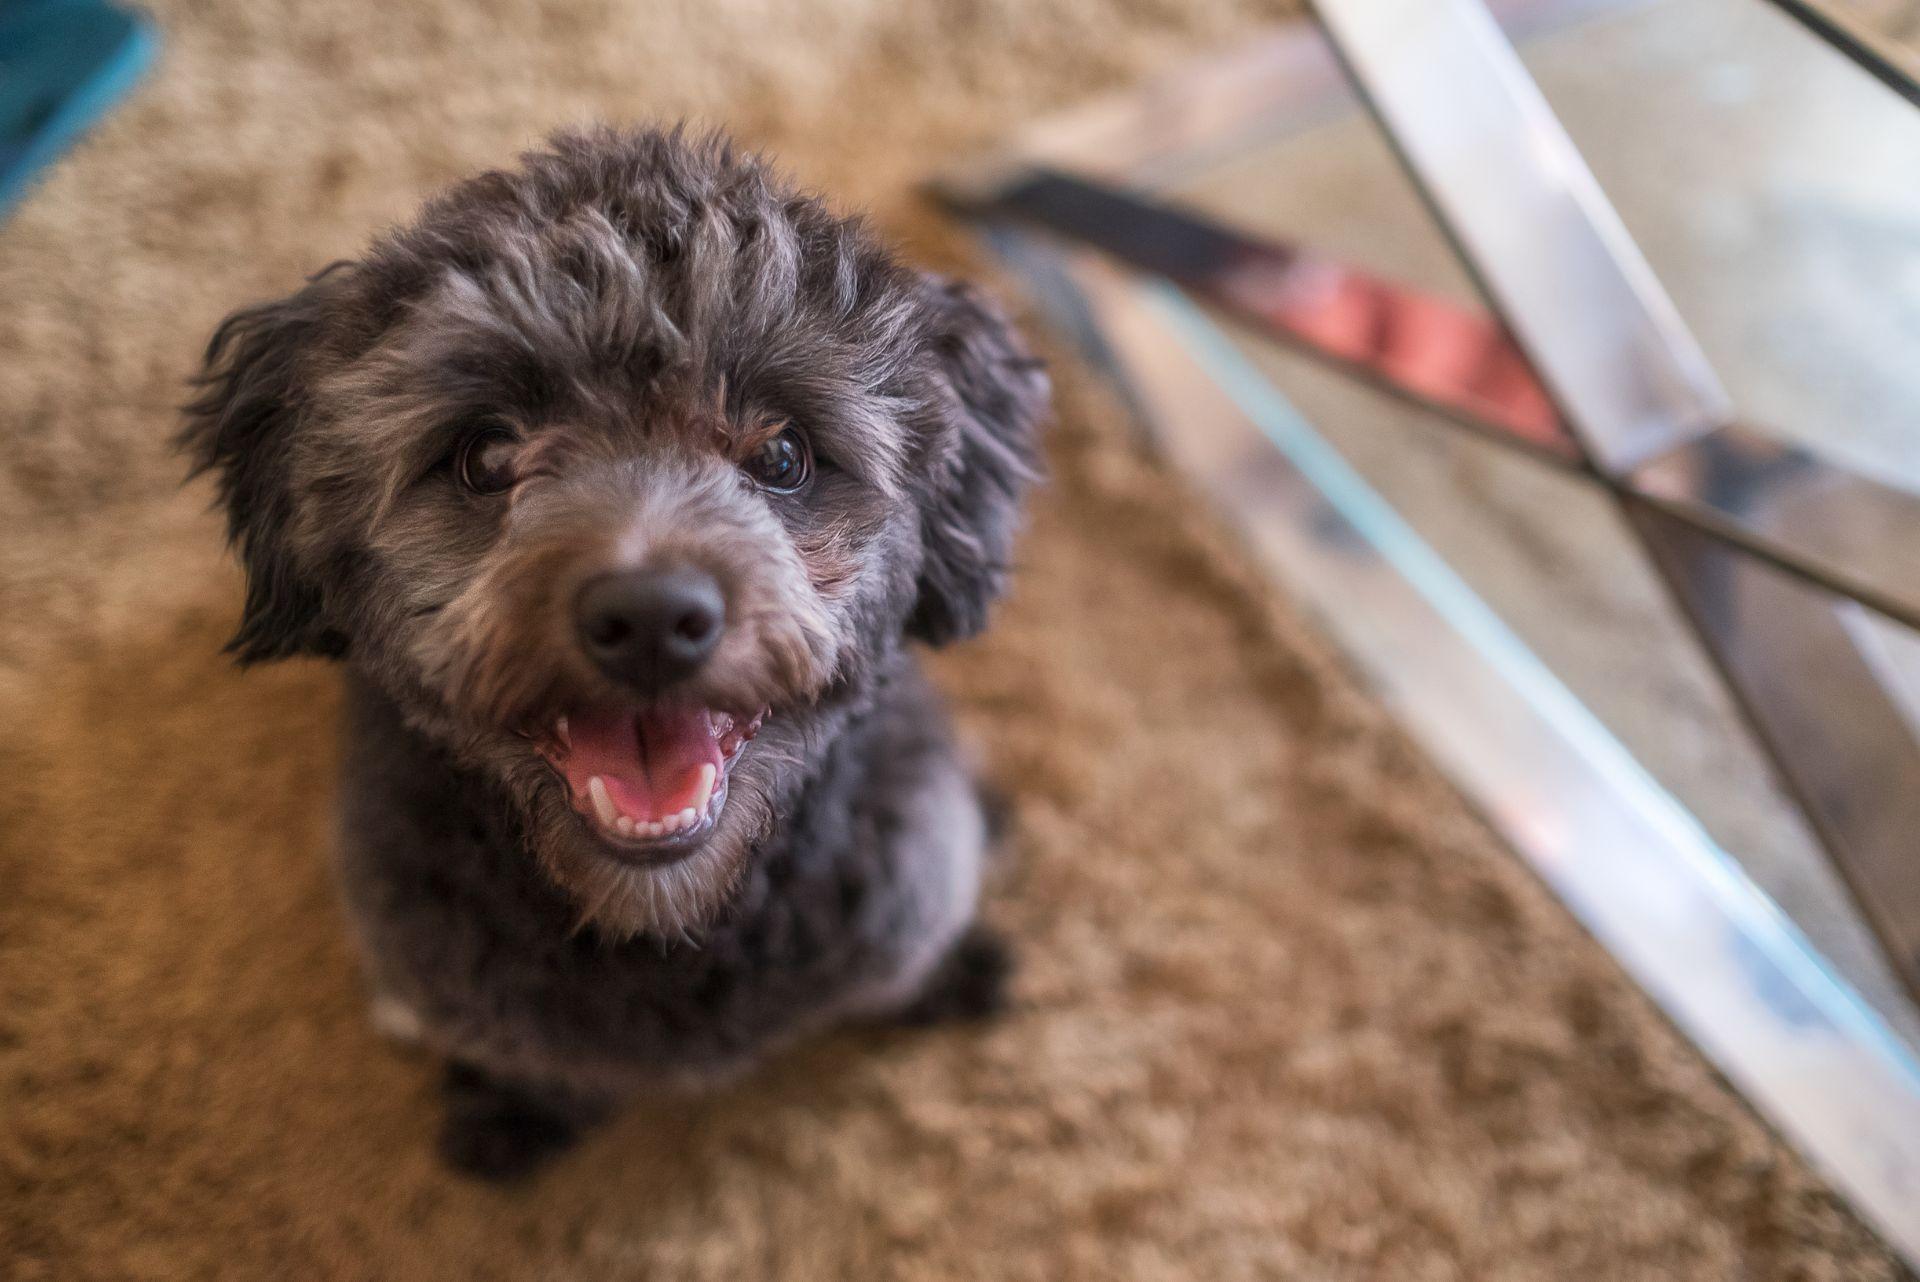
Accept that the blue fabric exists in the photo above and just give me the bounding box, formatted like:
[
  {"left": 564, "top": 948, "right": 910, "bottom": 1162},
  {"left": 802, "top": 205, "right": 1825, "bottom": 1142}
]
[{"left": 0, "top": 0, "right": 156, "bottom": 217}]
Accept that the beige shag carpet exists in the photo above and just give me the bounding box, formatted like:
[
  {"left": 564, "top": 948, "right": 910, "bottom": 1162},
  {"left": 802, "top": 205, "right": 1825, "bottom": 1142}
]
[{"left": 0, "top": 0, "right": 1900, "bottom": 1277}]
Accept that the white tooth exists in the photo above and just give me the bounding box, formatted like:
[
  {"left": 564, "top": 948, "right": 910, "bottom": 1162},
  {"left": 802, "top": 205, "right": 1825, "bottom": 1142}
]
[
  {"left": 587, "top": 776, "right": 617, "bottom": 827},
  {"left": 690, "top": 762, "right": 718, "bottom": 815},
  {"left": 555, "top": 716, "right": 570, "bottom": 747},
  {"left": 678, "top": 807, "right": 698, "bottom": 828},
  {"left": 615, "top": 816, "right": 634, "bottom": 837},
  {"left": 644, "top": 820, "right": 666, "bottom": 838},
  {"left": 663, "top": 812, "right": 685, "bottom": 834}
]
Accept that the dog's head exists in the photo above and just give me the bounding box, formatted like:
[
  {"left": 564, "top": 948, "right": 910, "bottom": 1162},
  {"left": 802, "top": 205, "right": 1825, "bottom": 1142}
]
[{"left": 181, "top": 127, "right": 1046, "bottom": 936}]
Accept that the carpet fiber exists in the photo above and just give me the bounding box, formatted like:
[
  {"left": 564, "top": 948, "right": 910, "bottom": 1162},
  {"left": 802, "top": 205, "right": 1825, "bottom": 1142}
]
[{"left": 0, "top": 0, "right": 1899, "bottom": 1277}]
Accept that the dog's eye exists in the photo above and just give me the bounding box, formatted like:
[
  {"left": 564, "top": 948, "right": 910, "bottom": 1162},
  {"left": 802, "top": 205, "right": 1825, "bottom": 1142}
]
[
  {"left": 743, "top": 426, "right": 812, "bottom": 494},
  {"left": 457, "top": 427, "right": 520, "bottom": 496}
]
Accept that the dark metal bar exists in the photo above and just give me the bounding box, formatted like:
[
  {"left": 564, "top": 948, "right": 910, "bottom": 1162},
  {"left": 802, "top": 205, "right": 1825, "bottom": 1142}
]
[
  {"left": 1765, "top": 0, "right": 1920, "bottom": 110},
  {"left": 958, "top": 172, "right": 1578, "bottom": 463},
  {"left": 1628, "top": 499, "right": 1920, "bottom": 1008},
  {"left": 948, "top": 166, "right": 1920, "bottom": 632},
  {"left": 1631, "top": 427, "right": 1920, "bottom": 637}
]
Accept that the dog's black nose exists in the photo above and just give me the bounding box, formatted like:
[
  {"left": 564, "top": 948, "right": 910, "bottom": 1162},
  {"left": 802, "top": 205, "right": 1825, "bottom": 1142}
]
[{"left": 575, "top": 566, "right": 725, "bottom": 691}]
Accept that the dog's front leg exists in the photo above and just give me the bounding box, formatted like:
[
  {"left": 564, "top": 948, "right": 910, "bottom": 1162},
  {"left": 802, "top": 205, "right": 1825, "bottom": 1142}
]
[
  {"left": 889, "top": 925, "right": 1015, "bottom": 1027},
  {"left": 437, "top": 1061, "right": 613, "bottom": 1182}
]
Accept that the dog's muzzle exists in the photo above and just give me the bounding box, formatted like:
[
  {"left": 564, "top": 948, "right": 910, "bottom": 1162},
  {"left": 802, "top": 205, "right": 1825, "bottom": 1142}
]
[{"left": 524, "top": 559, "right": 767, "bottom": 862}]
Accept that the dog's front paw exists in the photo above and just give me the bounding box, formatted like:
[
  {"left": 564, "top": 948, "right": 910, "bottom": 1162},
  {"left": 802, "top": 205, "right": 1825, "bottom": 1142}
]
[
  {"left": 893, "top": 925, "right": 1015, "bottom": 1027},
  {"left": 440, "top": 1104, "right": 578, "bottom": 1183},
  {"left": 437, "top": 1063, "right": 597, "bottom": 1182}
]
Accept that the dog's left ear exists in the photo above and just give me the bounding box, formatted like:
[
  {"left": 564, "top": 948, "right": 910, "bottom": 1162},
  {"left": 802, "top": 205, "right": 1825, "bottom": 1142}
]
[{"left": 908, "top": 277, "right": 1048, "bottom": 646}]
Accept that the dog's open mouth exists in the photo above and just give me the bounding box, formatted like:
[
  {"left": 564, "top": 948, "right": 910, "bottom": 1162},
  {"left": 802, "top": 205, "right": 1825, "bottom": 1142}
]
[{"left": 537, "top": 704, "right": 764, "bottom": 859}]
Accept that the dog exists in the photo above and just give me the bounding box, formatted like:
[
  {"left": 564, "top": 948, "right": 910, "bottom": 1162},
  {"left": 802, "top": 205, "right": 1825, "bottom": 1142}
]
[{"left": 180, "top": 126, "right": 1047, "bottom": 1179}]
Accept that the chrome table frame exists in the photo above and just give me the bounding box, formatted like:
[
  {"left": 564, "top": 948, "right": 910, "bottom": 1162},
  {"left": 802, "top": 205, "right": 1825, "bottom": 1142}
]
[
  {"left": 1310, "top": 0, "right": 1920, "bottom": 1046},
  {"left": 936, "top": 0, "right": 1920, "bottom": 1263}
]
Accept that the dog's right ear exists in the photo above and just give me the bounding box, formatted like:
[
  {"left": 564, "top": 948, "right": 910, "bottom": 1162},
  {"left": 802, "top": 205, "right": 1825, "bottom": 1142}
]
[{"left": 179, "top": 270, "right": 346, "bottom": 664}]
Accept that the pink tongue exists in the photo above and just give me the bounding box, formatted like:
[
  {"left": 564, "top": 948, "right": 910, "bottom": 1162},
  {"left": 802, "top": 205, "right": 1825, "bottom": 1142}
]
[{"left": 560, "top": 705, "right": 722, "bottom": 822}]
